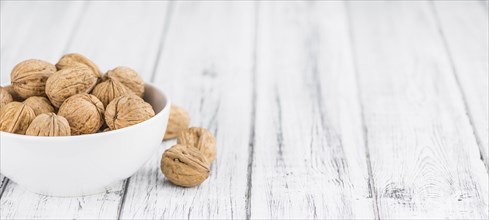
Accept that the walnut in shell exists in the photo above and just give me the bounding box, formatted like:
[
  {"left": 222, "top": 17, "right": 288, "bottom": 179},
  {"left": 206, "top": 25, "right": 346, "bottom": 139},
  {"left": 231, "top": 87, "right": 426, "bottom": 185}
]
[
  {"left": 177, "top": 127, "right": 216, "bottom": 163},
  {"left": 91, "top": 75, "right": 130, "bottom": 107},
  {"left": 106, "top": 67, "right": 144, "bottom": 98},
  {"left": 10, "top": 59, "right": 56, "bottom": 99},
  {"left": 0, "top": 86, "right": 13, "bottom": 107},
  {"left": 3, "top": 85, "right": 24, "bottom": 101},
  {"left": 164, "top": 105, "right": 190, "bottom": 140},
  {"left": 58, "top": 93, "right": 104, "bottom": 135},
  {"left": 25, "top": 113, "right": 71, "bottom": 136},
  {"left": 105, "top": 94, "right": 155, "bottom": 130},
  {"left": 0, "top": 102, "right": 36, "bottom": 134},
  {"left": 161, "top": 144, "right": 210, "bottom": 187},
  {"left": 23, "top": 96, "right": 54, "bottom": 116},
  {"left": 56, "top": 53, "right": 102, "bottom": 78},
  {"left": 45, "top": 67, "right": 99, "bottom": 107}
]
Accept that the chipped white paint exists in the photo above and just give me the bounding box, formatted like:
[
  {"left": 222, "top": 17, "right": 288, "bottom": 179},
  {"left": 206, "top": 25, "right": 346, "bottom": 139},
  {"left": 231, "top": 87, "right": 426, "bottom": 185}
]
[{"left": 0, "top": 1, "right": 488, "bottom": 219}]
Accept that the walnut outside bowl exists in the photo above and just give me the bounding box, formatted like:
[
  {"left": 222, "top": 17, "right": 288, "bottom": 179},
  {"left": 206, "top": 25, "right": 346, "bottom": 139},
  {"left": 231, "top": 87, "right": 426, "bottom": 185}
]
[{"left": 0, "top": 83, "right": 171, "bottom": 197}]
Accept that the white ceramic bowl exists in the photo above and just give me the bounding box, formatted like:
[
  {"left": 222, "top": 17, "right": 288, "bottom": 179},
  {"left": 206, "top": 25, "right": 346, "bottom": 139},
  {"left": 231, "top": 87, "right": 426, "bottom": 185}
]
[{"left": 0, "top": 83, "right": 170, "bottom": 197}]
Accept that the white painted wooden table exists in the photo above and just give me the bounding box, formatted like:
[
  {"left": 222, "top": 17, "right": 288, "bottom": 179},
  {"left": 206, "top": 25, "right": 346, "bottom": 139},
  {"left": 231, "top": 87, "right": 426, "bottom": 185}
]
[{"left": 1, "top": 1, "right": 488, "bottom": 219}]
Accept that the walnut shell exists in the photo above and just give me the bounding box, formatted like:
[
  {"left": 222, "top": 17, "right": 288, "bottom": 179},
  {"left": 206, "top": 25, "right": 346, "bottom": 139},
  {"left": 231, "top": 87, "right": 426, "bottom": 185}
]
[
  {"left": 25, "top": 113, "right": 71, "bottom": 136},
  {"left": 23, "top": 96, "right": 54, "bottom": 116},
  {"left": 58, "top": 93, "right": 104, "bottom": 135},
  {"left": 164, "top": 105, "right": 190, "bottom": 140},
  {"left": 105, "top": 94, "right": 155, "bottom": 130},
  {"left": 10, "top": 59, "right": 56, "bottom": 99},
  {"left": 106, "top": 67, "right": 144, "bottom": 98},
  {"left": 0, "top": 86, "right": 13, "bottom": 107},
  {"left": 177, "top": 127, "right": 216, "bottom": 163},
  {"left": 91, "top": 76, "right": 130, "bottom": 107},
  {"left": 45, "top": 67, "right": 99, "bottom": 108},
  {"left": 56, "top": 53, "right": 102, "bottom": 78},
  {"left": 0, "top": 102, "right": 36, "bottom": 134},
  {"left": 161, "top": 144, "right": 210, "bottom": 187}
]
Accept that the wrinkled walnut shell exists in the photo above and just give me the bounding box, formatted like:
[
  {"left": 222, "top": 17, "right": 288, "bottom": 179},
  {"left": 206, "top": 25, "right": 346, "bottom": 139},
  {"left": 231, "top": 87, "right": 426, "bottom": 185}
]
[
  {"left": 3, "top": 85, "right": 23, "bottom": 102},
  {"left": 45, "top": 67, "right": 99, "bottom": 107},
  {"left": 91, "top": 76, "right": 130, "bottom": 107},
  {"left": 106, "top": 67, "right": 144, "bottom": 98},
  {"left": 0, "top": 86, "right": 13, "bottom": 107},
  {"left": 164, "top": 105, "right": 190, "bottom": 140},
  {"left": 58, "top": 93, "right": 104, "bottom": 135},
  {"left": 161, "top": 144, "right": 210, "bottom": 187},
  {"left": 177, "top": 127, "right": 216, "bottom": 163},
  {"left": 23, "top": 96, "right": 55, "bottom": 116},
  {"left": 25, "top": 113, "right": 71, "bottom": 136},
  {"left": 0, "top": 102, "right": 36, "bottom": 134},
  {"left": 105, "top": 94, "right": 154, "bottom": 130},
  {"left": 10, "top": 59, "right": 56, "bottom": 99},
  {"left": 56, "top": 53, "right": 102, "bottom": 78}
]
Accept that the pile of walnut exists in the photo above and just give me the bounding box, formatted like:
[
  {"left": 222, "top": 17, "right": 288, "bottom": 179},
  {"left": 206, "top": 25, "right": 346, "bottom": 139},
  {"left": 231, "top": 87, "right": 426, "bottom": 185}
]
[
  {"left": 0, "top": 54, "right": 152, "bottom": 136},
  {"left": 162, "top": 106, "right": 217, "bottom": 187}
]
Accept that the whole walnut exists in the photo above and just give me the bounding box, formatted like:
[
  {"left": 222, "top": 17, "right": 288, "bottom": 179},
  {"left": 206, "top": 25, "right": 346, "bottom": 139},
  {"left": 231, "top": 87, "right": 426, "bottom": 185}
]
[
  {"left": 106, "top": 67, "right": 144, "bottom": 98},
  {"left": 105, "top": 94, "right": 155, "bottom": 130},
  {"left": 25, "top": 113, "right": 71, "bottom": 136},
  {"left": 0, "top": 102, "right": 36, "bottom": 134},
  {"left": 45, "top": 67, "right": 99, "bottom": 107},
  {"left": 23, "top": 96, "right": 54, "bottom": 116},
  {"left": 0, "top": 86, "right": 13, "bottom": 107},
  {"left": 164, "top": 105, "right": 190, "bottom": 140},
  {"left": 10, "top": 59, "right": 56, "bottom": 99},
  {"left": 91, "top": 75, "right": 130, "bottom": 107},
  {"left": 58, "top": 93, "right": 104, "bottom": 135},
  {"left": 177, "top": 127, "right": 216, "bottom": 163},
  {"left": 161, "top": 144, "right": 210, "bottom": 187},
  {"left": 56, "top": 53, "right": 102, "bottom": 78}
]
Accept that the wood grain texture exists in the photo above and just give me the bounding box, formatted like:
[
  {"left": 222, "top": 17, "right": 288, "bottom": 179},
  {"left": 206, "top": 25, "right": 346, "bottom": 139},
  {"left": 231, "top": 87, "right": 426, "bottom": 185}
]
[
  {"left": 347, "top": 1, "right": 489, "bottom": 219},
  {"left": 432, "top": 1, "right": 489, "bottom": 170},
  {"left": 0, "top": 2, "right": 170, "bottom": 219},
  {"left": 249, "top": 2, "right": 375, "bottom": 219},
  {"left": 118, "top": 1, "right": 255, "bottom": 219}
]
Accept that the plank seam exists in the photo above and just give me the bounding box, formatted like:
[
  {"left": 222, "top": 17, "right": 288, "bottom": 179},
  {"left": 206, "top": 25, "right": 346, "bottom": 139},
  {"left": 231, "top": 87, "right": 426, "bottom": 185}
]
[
  {"left": 245, "top": 2, "right": 259, "bottom": 219},
  {"left": 344, "top": 2, "right": 381, "bottom": 219},
  {"left": 430, "top": 1, "right": 489, "bottom": 172}
]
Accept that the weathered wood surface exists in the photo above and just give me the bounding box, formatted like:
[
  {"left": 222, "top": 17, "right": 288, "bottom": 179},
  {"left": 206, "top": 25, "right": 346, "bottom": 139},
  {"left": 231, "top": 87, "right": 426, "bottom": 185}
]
[{"left": 0, "top": 1, "right": 488, "bottom": 219}]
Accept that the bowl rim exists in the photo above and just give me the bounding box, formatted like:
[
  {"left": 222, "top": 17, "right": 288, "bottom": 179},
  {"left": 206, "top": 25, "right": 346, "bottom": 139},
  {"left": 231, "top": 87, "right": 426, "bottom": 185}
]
[{"left": 0, "top": 82, "right": 171, "bottom": 140}]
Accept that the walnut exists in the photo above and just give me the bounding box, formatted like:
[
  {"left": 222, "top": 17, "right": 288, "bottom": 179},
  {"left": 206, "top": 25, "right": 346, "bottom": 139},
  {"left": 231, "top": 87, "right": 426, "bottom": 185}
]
[
  {"left": 10, "top": 59, "right": 56, "bottom": 99},
  {"left": 45, "top": 67, "right": 99, "bottom": 107},
  {"left": 23, "top": 96, "right": 54, "bottom": 116},
  {"left": 3, "top": 85, "right": 24, "bottom": 101},
  {"left": 163, "top": 105, "right": 190, "bottom": 140},
  {"left": 58, "top": 93, "right": 104, "bottom": 135},
  {"left": 25, "top": 113, "right": 70, "bottom": 136},
  {"left": 0, "top": 102, "right": 36, "bottom": 134},
  {"left": 56, "top": 53, "right": 102, "bottom": 78},
  {"left": 106, "top": 67, "right": 144, "bottom": 98},
  {"left": 160, "top": 144, "right": 210, "bottom": 187},
  {"left": 91, "top": 75, "right": 130, "bottom": 107},
  {"left": 177, "top": 127, "right": 216, "bottom": 163},
  {"left": 0, "top": 86, "right": 13, "bottom": 107},
  {"left": 105, "top": 94, "right": 155, "bottom": 130}
]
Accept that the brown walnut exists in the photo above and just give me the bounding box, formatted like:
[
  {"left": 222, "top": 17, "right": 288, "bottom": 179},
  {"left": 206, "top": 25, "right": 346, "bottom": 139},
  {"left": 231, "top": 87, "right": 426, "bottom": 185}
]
[
  {"left": 58, "top": 93, "right": 104, "bottom": 135},
  {"left": 25, "top": 113, "right": 71, "bottom": 136},
  {"left": 56, "top": 53, "right": 102, "bottom": 78},
  {"left": 161, "top": 144, "right": 210, "bottom": 187},
  {"left": 10, "top": 59, "right": 56, "bottom": 98},
  {"left": 106, "top": 67, "right": 144, "bottom": 98},
  {"left": 0, "top": 102, "right": 36, "bottom": 134},
  {"left": 23, "top": 96, "right": 55, "bottom": 116},
  {"left": 91, "top": 75, "right": 130, "bottom": 107},
  {"left": 177, "top": 127, "right": 216, "bottom": 163},
  {"left": 45, "top": 67, "right": 99, "bottom": 108},
  {"left": 105, "top": 94, "right": 155, "bottom": 130},
  {"left": 3, "top": 85, "right": 23, "bottom": 101},
  {"left": 164, "top": 105, "right": 190, "bottom": 140},
  {"left": 0, "top": 86, "right": 13, "bottom": 107}
]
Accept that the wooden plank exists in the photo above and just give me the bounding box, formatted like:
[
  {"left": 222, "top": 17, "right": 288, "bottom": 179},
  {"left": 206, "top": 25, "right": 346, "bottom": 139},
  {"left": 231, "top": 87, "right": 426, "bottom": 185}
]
[
  {"left": 432, "top": 1, "right": 489, "bottom": 169},
  {"left": 250, "top": 2, "right": 375, "bottom": 219},
  {"left": 0, "top": 2, "right": 170, "bottom": 219},
  {"left": 347, "top": 1, "right": 489, "bottom": 218},
  {"left": 119, "top": 1, "right": 255, "bottom": 219}
]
